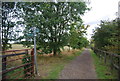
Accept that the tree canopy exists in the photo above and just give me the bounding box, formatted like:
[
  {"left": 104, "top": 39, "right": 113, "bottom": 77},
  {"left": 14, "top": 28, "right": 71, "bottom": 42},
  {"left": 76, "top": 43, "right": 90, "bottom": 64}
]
[{"left": 16, "top": 2, "right": 89, "bottom": 55}]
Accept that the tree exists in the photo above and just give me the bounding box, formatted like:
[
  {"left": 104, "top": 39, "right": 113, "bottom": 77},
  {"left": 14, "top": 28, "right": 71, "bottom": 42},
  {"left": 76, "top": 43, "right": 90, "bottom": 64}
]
[
  {"left": 2, "top": 2, "right": 17, "bottom": 51},
  {"left": 92, "top": 19, "right": 120, "bottom": 54},
  {"left": 68, "top": 23, "right": 89, "bottom": 49},
  {"left": 17, "top": 2, "right": 89, "bottom": 56},
  {"left": 2, "top": 2, "right": 24, "bottom": 51},
  {"left": 77, "top": 36, "right": 89, "bottom": 49}
]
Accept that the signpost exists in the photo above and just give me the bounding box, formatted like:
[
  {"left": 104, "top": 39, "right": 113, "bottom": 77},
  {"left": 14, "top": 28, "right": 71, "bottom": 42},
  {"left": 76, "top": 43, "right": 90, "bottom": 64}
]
[
  {"left": 26, "top": 27, "right": 39, "bottom": 75},
  {"left": 33, "top": 27, "right": 38, "bottom": 75}
]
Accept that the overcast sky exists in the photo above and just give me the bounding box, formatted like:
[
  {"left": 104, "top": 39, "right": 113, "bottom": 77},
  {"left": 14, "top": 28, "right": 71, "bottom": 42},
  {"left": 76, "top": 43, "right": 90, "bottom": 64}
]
[{"left": 82, "top": 0, "right": 120, "bottom": 40}]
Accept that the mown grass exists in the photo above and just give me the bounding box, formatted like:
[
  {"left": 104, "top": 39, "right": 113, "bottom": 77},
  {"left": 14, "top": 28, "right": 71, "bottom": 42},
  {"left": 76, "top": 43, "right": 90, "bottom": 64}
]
[
  {"left": 36, "top": 49, "right": 83, "bottom": 79},
  {"left": 90, "top": 49, "right": 118, "bottom": 79}
]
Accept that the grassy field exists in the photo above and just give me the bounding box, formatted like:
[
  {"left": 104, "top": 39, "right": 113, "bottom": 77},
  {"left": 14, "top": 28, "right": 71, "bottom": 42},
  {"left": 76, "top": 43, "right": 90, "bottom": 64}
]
[
  {"left": 35, "top": 49, "right": 84, "bottom": 79},
  {"left": 9, "top": 44, "right": 70, "bottom": 51},
  {"left": 8, "top": 44, "right": 28, "bottom": 50},
  {"left": 90, "top": 49, "right": 118, "bottom": 79}
]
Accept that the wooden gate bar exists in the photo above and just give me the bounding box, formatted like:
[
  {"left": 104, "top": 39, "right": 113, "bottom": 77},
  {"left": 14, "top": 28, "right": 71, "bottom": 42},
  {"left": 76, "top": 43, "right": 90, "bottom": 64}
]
[
  {"left": 0, "top": 52, "right": 26, "bottom": 58},
  {"left": 2, "top": 49, "right": 31, "bottom": 53},
  {"left": 2, "top": 55, "right": 33, "bottom": 65},
  {"left": 2, "top": 62, "right": 32, "bottom": 74}
]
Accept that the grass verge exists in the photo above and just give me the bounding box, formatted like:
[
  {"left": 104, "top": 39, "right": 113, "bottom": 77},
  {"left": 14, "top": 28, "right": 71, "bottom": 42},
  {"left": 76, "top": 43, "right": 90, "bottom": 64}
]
[
  {"left": 90, "top": 49, "right": 117, "bottom": 79},
  {"left": 36, "top": 49, "right": 84, "bottom": 79}
]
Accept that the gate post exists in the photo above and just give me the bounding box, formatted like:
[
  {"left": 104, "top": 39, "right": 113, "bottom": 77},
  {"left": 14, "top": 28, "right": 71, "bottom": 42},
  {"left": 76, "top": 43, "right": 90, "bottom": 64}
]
[
  {"left": 31, "top": 49, "right": 34, "bottom": 75},
  {"left": 2, "top": 56, "right": 7, "bottom": 80},
  {"left": 110, "top": 54, "right": 113, "bottom": 71}
]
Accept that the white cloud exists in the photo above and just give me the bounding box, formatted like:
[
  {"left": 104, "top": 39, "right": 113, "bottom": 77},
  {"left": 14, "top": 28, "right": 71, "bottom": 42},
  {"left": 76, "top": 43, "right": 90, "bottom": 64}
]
[{"left": 82, "top": 0, "right": 120, "bottom": 40}]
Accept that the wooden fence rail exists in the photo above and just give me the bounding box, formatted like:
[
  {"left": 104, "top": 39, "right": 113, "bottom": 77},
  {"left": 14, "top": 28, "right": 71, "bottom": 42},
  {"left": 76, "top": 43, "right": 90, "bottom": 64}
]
[
  {"left": 91, "top": 47, "right": 120, "bottom": 79},
  {"left": 0, "top": 49, "right": 34, "bottom": 80}
]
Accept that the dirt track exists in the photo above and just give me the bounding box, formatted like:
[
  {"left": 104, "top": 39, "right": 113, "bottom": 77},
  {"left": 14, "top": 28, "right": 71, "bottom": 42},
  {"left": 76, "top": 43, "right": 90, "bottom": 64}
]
[{"left": 59, "top": 48, "right": 97, "bottom": 79}]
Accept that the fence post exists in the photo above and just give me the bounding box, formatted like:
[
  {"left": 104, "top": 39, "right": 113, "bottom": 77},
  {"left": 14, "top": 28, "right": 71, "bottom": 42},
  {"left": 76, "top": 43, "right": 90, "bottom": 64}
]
[
  {"left": 99, "top": 50, "right": 101, "bottom": 59},
  {"left": 110, "top": 53, "right": 113, "bottom": 71},
  {"left": 95, "top": 49, "right": 98, "bottom": 56},
  {"left": 118, "top": 57, "right": 120, "bottom": 80},
  {"left": 31, "top": 49, "right": 34, "bottom": 75},
  {"left": 2, "top": 56, "right": 7, "bottom": 80},
  {"left": 104, "top": 52, "right": 107, "bottom": 64}
]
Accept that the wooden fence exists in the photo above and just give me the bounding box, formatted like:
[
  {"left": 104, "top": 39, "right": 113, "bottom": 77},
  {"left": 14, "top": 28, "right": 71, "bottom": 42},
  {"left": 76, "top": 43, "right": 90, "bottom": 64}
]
[
  {"left": 0, "top": 49, "right": 34, "bottom": 79},
  {"left": 91, "top": 47, "right": 120, "bottom": 79}
]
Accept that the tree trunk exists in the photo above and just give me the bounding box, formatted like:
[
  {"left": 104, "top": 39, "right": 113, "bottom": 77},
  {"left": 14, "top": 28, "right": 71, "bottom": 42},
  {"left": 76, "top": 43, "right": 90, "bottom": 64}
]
[
  {"left": 2, "top": 43, "right": 6, "bottom": 52},
  {"left": 69, "top": 46, "right": 70, "bottom": 52},
  {"left": 53, "top": 48, "right": 57, "bottom": 56}
]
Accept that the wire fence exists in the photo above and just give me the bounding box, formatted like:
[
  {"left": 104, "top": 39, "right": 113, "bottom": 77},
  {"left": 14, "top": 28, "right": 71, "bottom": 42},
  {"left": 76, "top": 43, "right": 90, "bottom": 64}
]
[
  {"left": 91, "top": 47, "right": 120, "bottom": 79},
  {"left": 1, "top": 49, "right": 34, "bottom": 79}
]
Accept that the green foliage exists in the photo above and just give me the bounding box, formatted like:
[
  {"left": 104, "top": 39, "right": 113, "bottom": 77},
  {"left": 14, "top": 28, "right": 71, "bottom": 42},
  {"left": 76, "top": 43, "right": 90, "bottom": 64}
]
[
  {"left": 17, "top": 2, "right": 89, "bottom": 55},
  {"left": 2, "top": 2, "right": 15, "bottom": 51},
  {"left": 77, "top": 36, "right": 89, "bottom": 49},
  {"left": 92, "top": 19, "right": 120, "bottom": 54},
  {"left": 69, "top": 28, "right": 79, "bottom": 49},
  {"left": 2, "top": 2, "right": 23, "bottom": 51},
  {"left": 69, "top": 24, "right": 89, "bottom": 49}
]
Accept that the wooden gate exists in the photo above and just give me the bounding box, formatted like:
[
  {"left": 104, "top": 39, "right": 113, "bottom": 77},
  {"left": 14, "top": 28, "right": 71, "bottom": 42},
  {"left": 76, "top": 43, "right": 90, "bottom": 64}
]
[{"left": 0, "top": 49, "right": 34, "bottom": 79}]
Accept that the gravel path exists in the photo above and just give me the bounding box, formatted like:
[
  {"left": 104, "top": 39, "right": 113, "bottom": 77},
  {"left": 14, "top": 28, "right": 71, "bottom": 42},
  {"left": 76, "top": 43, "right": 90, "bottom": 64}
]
[{"left": 59, "top": 48, "right": 97, "bottom": 79}]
